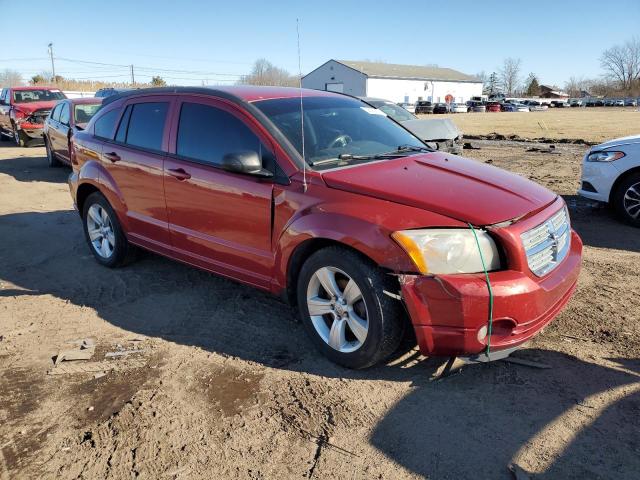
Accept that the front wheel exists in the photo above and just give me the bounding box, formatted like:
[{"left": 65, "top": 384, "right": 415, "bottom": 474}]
[
  {"left": 12, "top": 125, "right": 27, "bottom": 147},
  {"left": 296, "top": 246, "right": 405, "bottom": 369},
  {"left": 82, "top": 192, "right": 137, "bottom": 267},
  {"left": 613, "top": 172, "right": 640, "bottom": 227},
  {"left": 45, "top": 138, "right": 61, "bottom": 167}
]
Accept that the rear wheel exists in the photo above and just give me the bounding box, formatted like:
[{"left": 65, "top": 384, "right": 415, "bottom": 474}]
[
  {"left": 82, "top": 192, "right": 137, "bottom": 267},
  {"left": 296, "top": 246, "right": 405, "bottom": 369},
  {"left": 613, "top": 172, "right": 640, "bottom": 227}
]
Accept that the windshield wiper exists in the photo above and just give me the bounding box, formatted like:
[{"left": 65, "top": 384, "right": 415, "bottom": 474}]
[
  {"left": 396, "top": 144, "right": 433, "bottom": 153},
  {"left": 310, "top": 145, "right": 432, "bottom": 166}
]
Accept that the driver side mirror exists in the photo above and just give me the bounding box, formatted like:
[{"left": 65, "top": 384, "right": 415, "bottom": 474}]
[{"left": 220, "top": 151, "right": 273, "bottom": 178}]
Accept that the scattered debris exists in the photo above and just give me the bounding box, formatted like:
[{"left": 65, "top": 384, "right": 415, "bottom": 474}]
[
  {"left": 509, "top": 462, "right": 533, "bottom": 480},
  {"left": 93, "top": 372, "right": 106, "bottom": 379},
  {"left": 431, "top": 357, "right": 466, "bottom": 381},
  {"left": 560, "top": 333, "right": 590, "bottom": 342},
  {"left": 484, "top": 159, "right": 494, "bottom": 164},
  {"left": 48, "top": 358, "right": 146, "bottom": 375},
  {"left": 54, "top": 339, "right": 96, "bottom": 365},
  {"left": 463, "top": 142, "right": 481, "bottom": 150},
  {"left": 87, "top": 406, "right": 94, "bottom": 412},
  {"left": 502, "top": 357, "right": 551, "bottom": 369},
  {"left": 526, "top": 145, "right": 560, "bottom": 154},
  {"left": 464, "top": 133, "right": 595, "bottom": 145},
  {"left": 105, "top": 348, "right": 147, "bottom": 358}
]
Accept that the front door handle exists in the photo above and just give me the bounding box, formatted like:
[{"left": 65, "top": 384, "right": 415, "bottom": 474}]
[
  {"left": 167, "top": 168, "right": 191, "bottom": 180},
  {"left": 104, "top": 151, "right": 121, "bottom": 163}
]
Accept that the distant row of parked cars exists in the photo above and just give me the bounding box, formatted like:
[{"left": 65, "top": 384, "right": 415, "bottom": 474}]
[
  {"left": 574, "top": 98, "right": 639, "bottom": 107},
  {"left": 406, "top": 99, "right": 550, "bottom": 114}
]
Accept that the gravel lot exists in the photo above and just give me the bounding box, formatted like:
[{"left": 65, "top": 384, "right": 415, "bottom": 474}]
[{"left": 1, "top": 140, "right": 639, "bottom": 479}]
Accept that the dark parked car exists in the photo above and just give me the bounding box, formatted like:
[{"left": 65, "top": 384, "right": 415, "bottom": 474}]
[
  {"left": 68, "top": 86, "right": 582, "bottom": 369},
  {"left": 414, "top": 100, "right": 434, "bottom": 114},
  {"left": 0, "top": 87, "right": 67, "bottom": 146},
  {"left": 432, "top": 103, "right": 449, "bottom": 114},
  {"left": 44, "top": 98, "right": 102, "bottom": 167},
  {"left": 95, "top": 88, "right": 133, "bottom": 99},
  {"left": 550, "top": 100, "right": 569, "bottom": 108}
]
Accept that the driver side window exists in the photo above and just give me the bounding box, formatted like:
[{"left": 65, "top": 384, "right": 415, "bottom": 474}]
[{"left": 176, "top": 102, "right": 265, "bottom": 168}]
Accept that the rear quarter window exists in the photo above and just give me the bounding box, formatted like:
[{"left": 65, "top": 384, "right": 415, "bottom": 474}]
[{"left": 94, "top": 109, "right": 120, "bottom": 139}]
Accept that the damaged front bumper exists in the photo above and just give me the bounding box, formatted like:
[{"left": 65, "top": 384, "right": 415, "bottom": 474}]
[{"left": 399, "top": 230, "right": 582, "bottom": 357}]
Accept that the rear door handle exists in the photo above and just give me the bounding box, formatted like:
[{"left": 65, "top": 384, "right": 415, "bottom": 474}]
[
  {"left": 167, "top": 168, "right": 191, "bottom": 180},
  {"left": 104, "top": 152, "right": 121, "bottom": 163}
]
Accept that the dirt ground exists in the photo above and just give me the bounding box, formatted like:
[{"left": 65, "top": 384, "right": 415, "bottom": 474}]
[
  {"left": 1, "top": 139, "right": 639, "bottom": 480},
  {"left": 428, "top": 107, "right": 640, "bottom": 143}
]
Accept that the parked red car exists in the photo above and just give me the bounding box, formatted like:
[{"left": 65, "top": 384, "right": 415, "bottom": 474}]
[
  {"left": 68, "top": 87, "right": 582, "bottom": 369},
  {"left": 0, "top": 86, "right": 67, "bottom": 146},
  {"left": 486, "top": 102, "right": 501, "bottom": 112},
  {"left": 43, "top": 98, "right": 102, "bottom": 167}
]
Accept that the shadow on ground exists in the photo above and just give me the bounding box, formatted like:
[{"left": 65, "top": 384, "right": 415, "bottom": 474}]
[
  {"left": 564, "top": 194, "right": 640, "bottom": 253},
  {"left": 0, "top": 143, "right": 67, "bottom": 183}
]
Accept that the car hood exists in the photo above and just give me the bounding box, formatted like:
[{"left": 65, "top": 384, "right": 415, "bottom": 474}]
[
  {"left": 593, "top": 134, "right": 640, "bottom": 150},
  {"left": 401, "top": 118, "right": 461, "bottom": 141},
  {"left": 321, "top": 152, "right": 557, "bottom": 225},
  {"left": 12, "top": 101, "right": 57, "bottom": 113}
]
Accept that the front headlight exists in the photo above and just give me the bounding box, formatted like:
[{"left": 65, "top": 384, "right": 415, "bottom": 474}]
[
  {"left": 392, "top": 228, "right": 501, "bottom": 275},
  {"left": 587, "top": 151, "right": 625, "bottom": 162}
]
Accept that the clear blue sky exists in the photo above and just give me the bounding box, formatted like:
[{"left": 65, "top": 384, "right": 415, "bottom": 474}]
[{"left": 2, "top": 0, "right": 639, "bottom": 87}]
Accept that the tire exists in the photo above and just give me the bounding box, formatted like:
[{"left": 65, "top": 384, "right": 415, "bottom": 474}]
[
  {"left": 296, "top": 246, "right": 405, "bottom": 369},
  {"left": 612, "top": 172, "right": 640, "bottom": 227},
  {"left": 12, "top": 124, "right": 27, "bottom": 147},
  {"left": 0, "top": 130, "right": 9, "bottom": 142},
  {"left": 45, "top": 138, "right": 61, "bottom": 167},
  {"left": 82, "top": 192, "right": 137, "bottom": 267}
]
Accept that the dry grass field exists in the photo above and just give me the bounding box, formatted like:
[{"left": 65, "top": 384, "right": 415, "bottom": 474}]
[{"left": 426, "top": 107, "right": 640, "bottom": 143}]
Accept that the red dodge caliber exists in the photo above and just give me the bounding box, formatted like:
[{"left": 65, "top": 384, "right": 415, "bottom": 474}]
[{"left": 68, "top": 87, "right": 582, "bottom": 369}]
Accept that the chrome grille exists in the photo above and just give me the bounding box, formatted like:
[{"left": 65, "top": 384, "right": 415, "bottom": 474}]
[{"left": 521, "top": 207, "right": 571, "bottom": 276}]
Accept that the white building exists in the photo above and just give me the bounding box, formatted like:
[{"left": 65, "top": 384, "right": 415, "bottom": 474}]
[{"left": 302, "top": 60, "right": 483, "bottom": 104}]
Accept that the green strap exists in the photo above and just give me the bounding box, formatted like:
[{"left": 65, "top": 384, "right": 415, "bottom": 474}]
[{"left": 468, "top": 223, "right": 494, "bottom": 357}]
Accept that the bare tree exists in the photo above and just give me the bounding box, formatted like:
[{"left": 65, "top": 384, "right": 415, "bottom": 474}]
[
  {"left": 499, "top": 58, "right": 522, "bottom": 96},
  {"left": 565, "top": 76, "right": 587, "bottom": 97},
  {"left": 600, "top": 37, "right": 640, "bottom": 92},
  {"left": 0, "top": 69, "right": 24, "bottom": 87},
  {"left": 239, "top": 59, "right": 297, "bottom": 87}
]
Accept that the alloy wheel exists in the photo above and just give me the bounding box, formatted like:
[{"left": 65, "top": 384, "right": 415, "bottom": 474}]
[
  {"left": 306, "top": 266, "right": 369, "bottom": 353},
  {"left": 623, "top": 182, "right": 640, "bottom": 220},
  {"left": 86, "top": 204, "right": 116, "bottom": 259}
]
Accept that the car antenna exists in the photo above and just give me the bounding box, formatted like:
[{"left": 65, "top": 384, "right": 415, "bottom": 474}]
[{"left": 296, "top": 18, "right": 308, "bottom": 192}]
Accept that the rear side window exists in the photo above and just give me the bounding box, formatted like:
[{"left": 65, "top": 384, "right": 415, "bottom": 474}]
[
  {"left": 120, "top": 102, "right": 168, "bottom": 151},
  {"left": 59, "top": 103, "right": 70, "bottom": 125},
  {"left": 176, "top": 102, "right": 261, "bottom": 166},
  {"left": 94, "top": 109, "right": 120, "bottom": 139}
]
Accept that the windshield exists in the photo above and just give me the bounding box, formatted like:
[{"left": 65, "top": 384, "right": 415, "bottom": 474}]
[
  {"left": 367, "top": 101, "right": 415, "bottom": 122},
  {"left": 254, "top": 96, "right": 425, "bottom": 169},
  {"left": 13, "top": 89, "right": 66, "bottom": 103},
  {"left": 74, "top": 103, "right": 101, "bottom": 124}
]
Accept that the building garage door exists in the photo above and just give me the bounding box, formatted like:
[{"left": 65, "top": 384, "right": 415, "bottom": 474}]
[{"left": 325, "top": 83, "right": 344, "bottom": 93}]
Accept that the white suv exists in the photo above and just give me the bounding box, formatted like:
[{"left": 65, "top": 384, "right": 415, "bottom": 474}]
[{"left": 578, "top": 134, "right": 640, "bottom": 226}]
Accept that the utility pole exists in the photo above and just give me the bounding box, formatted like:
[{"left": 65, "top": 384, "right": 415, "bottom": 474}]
[
  {"left": 48, "top": 43, "right": 56, "bottom": 83},
  {"left": 130, "top": 65, "right": 135, "bottom": 86}
]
